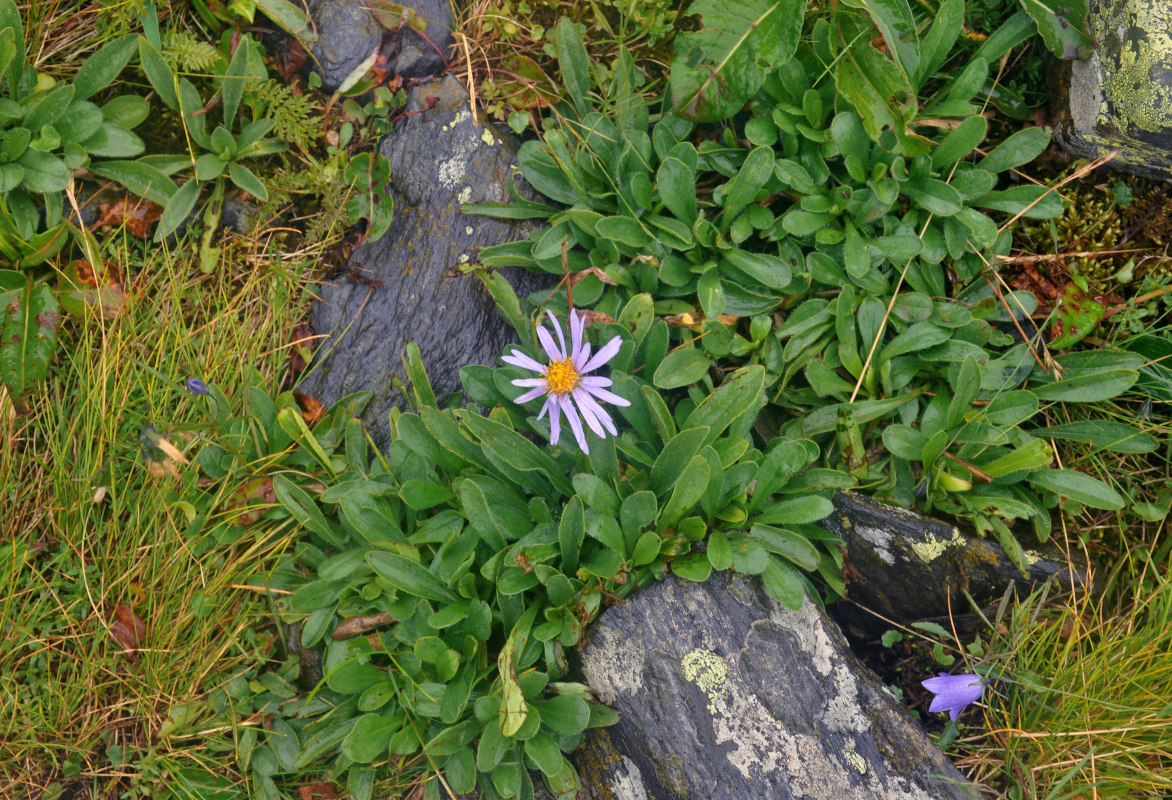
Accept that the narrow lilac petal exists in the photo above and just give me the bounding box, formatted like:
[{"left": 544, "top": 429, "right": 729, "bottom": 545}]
[
  {"left": 570, "top": 310, "right": 584, "bottom": 363},
  {"left": 536, "top": 324, "right": 563, "bottom": 362},
  {"left": 575, "top": 389, "right": 617, "bottom": 436},
  {"left": 548, "top": 310, "right": 568, "bottom": 359},
  {"left": 583, "top": 384, "right": 630, "bottom": 407},
  {"left": 571, "top": 391, "right": 606, "bottom": 438},
  {"left": 547, "top": 396, "right": 562, "bottom": 445},
  {"left": 562, "top": 400, "right": 589, "bottom": 454},
  {"left": 511, "top": 377, "right": 547, "bottom": 387},
  {"left": 580, "top": 335, "right": 622, "bottom": 373},
  {"left": 537, "top": 397, "right": 550, "bottom": 420},
  {"left": 515, "top": 385, "right": 548, "bottom": 404},
  {"left": 573, "top": 341, "right": 592, "bottom": 370},
  {"left": 579, "top": 375, "right": 612, "bottom": 388},
  {"left": 502, "top": 350, "right": 545, "bottom": 373},
  {"left": 922, "top": 673, "right": 983, "bottom": 721}
]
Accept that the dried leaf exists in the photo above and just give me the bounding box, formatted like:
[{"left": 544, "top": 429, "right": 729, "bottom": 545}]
[
  {"left": 368, "top": 1, "right": 428, "bottom": 34},
  {"left": 294, "top": 391, "right": 326, "bottom": 426},
  {"left": 275, "top": 38, "right": 309, "bottom": 83},
  {"left": 577, "top": 309, "right": 615, "bottom": 326},
  {"left": 109, "top": 605, "right": 147, "bottom": 651},
  {"left": 94, "top": 197, "right": 163, "bottom": 238},
  {"left": 331, "top": 612, "right": 395, "bottom": 639},
  {"left": 297, "top": 782, "right": 337, "bottom": 800},
  {"left": 287, "top": 323, "right": 315, "bottom": 380},
  {"left": 59, "top": 260, "right": 128, "bottom": 318},
  {"left": 664, "top": 312, "right": 739, "bottom": 331},
  {"left": 223, "top": 477, "right": 277, "bottom": 526},
  {"left": 567, "top": 266, "right": 617, "bottom": 289}
]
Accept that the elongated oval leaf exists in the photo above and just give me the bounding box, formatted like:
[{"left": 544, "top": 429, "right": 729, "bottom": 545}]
[
  {"left": 0, "top": 281, "right": 58, "bottom": 406},
  {"left": 367, "top": 551, "right": 458, "bottom": 603},
  {"left": 74, "top": 36, "right": 136, "bottom": 101},
  {"left": 1028, "top": 469, "right": 1124, "bottom": 510},
  {"left": 670, "top": 0, "right": 807, "bottom": 121}
]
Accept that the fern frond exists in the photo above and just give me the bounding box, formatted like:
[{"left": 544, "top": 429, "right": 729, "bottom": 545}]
[
  {"left": 162, "top": 29, "right": 219, "bottom": 73},
  {"left": 246, "top": 78, "right": 322, "bottom": 151}
]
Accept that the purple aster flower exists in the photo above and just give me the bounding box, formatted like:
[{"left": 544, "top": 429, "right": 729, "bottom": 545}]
[
  {"left": 921, "top": 672, "right": 984, "bottom": 721},
  {"left": 186, "top": 377, "right": 210, "bottom": 395},
  {"left": 502, "top": 310, "right": 631, "bottom": 454}
]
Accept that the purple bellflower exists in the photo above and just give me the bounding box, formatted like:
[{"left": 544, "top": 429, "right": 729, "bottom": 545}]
[
  {"left": 186, "top": 377, "right": 210, "bottom": 395},
  {"left": 921, "top": 672, "right": 984, "bottom": 721},
  {"left": 503, "top": 310, "right": 630, "bottom": 454}
]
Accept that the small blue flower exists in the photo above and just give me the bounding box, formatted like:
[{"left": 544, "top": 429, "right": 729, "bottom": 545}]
[
  {"left": 921, "top": 672, "right": 984, "bottom": 720},
  {"left": 186, "top": 377, "right": 210, "bottom": 395}
]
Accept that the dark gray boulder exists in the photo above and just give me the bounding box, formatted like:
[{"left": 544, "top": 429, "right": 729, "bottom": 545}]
[
  {"left": 822, "top": 492, "right": 1097, "bottom": 638},
  {"left": 306, "top": 0, "right": 453, "bottom": 92},
  {"left": 306, "top": 0, "right": 383, "bottom": 92},
  {"left": 571, "top": 572, "right": 980, "bottom": 799},
  {"left": 1052, "top": 0, "right": 1172, "bottom": 178},
  {"left": 299, "top": 75, "right": 552, "bottom": 447}
]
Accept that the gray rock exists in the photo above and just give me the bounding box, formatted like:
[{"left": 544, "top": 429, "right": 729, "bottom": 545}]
[
  {"left": 1052, "top": 0, "right": 1172, "bottom": 178},
  {"left": 306, "top": 0, "right": 384, "bottom": 93},
  {"left": 821, "top": 491, "right": 1098, "bottom": 638},
  {"left": 571, "top": 572, "right": 979, "bottom": 800},
  {"left": 299, "top": 75, "right": 552, "bottom": 447},
  {"left": 306, "top": 0, "right": 453, "bottom": 92},
  {"left": 393, "top": 0, "right": 453, "bottom": 80}
]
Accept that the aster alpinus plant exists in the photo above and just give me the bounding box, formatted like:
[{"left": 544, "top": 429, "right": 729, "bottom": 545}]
[{"left": 504, "top": 310, "right": 630, "bottom": 454}]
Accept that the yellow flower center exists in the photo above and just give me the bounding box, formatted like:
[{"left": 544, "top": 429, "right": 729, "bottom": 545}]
[{"left": 545, "top": 358, "right": 580, "bottom": 395}]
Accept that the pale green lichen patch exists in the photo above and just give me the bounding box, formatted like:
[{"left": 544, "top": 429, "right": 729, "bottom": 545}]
[
  {"left": 1093, "top": 0, "right": 1172, "bottom": 134},
  {"left": 682, "top": 649, "right": 728, "bottom": 713},
  {"left": 481, "top": 127, "right": 497, "bottom": 146},
  {"left": 844, "top": 741, "right": 868, "bottom": 774},
  {"left": 907, "top": 528, "right": 965, "bottom": 563}
]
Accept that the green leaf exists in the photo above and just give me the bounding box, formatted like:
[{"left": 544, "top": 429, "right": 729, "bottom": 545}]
[
  {"left": 1028, "top": 469, "right": 1124, "bottom": 510},
  {"left": 367, "top": 551, "right": 459, "bottom": 603},
  {"left": 878, "top": 322, "right": 949, "bottom": 364},
  {"left": 524, "top": 732, "right": 565, "bottom": 777},
  {"left": 841, "top": 0, "right": 919, "bottom": 79},
  {"left": 749, "top": 525, "right": 820, "bottom": 571},
  {"left": 559, "top": 495, "right": 585, "bottom": 575},
  {"left": 720, "top": 145, "right": 774, "bottom": 225},
  {"left": 1018, "top": 0, "right": 1091, "bottom": 59},
  {"left": 221, "top": 34, "right": 250, "bottom": 130},
  {"left": 341, "top": 714, "right": 398, "bottom": 764},
  {"left": 1033, "top": 421, "right": 1157, "bottom": 454},
  {"left": 1031, "top": 369, "right": 1137, "bottom": 402},
  {"left": 671, "top": 552, "right": 713, "bottom": 581},
  {"left": 977, "top": 126, "right": 1052, "bottom": 174},
  {"left": 555, "top": 17, "right": 591, "bottom": 116},
  {"left": 762, "top": 558, "right": 805, "bottom": 610},
  {"left": 903, "top": 178, "right": 963, "bottom": 216},
  {"left": 915, "top": 0, "right": 963, "bottom": 86},
  {"left": 273, "top": 475, "right": 344, "bottom": 548},
  {"left": 444, "top": 749, "right": 477, "bottom": 794},
  {"left": 722, "top": 248, "right": 791, "bottom": 291},
  {"left": 81, "top": 123, "right": 145, "bottom": 158},
  {"left": 835, "top": 41, "right": 918, "bottom": 152},
  {"left": 101, "top": 95, "right": 150, "bottom": 129},
  {"left": 650, "top": 427, "right": 709, "bottom": 495},
  {"left": 657, "top": 146, "right": 698, "bottom": 224},
  {"left": 74, "top": 36, "right": 136, "bottom": 101},
  {"left": 89, "top": 160, "right": 178, "bottom": 206},
  {"left": 228, "top": 162, "right": 268, "bottom": 201},
  {"left": 0, "top": 126, "right": 29, "bottom": 162},
  {"left": 463, "top": 409, "right": 575, "bottom": 497},
  {"left": 931, "top": 115, "right": 987, "bottom": 168},
  {"left": 156, "top": 179, "right": 201, "bottom": 241},
  {"left": 670, "top": 0, "right": 807, "bottom": 121},
  {"left": 660, "top": 455, "right": 712, "bottom": 525},
  {"left": 573, "top": 473, "right": 620, "bottom": 514},
  {"left": 707, "top": 530, "right": 733, "bottom": 570},
  {"left": 24, "top": 84, "right": 74, "bottom": 131},
  {"left": 15, "top": 149, "right": 68, "bottom": 193},
  {"left": 255, "top": 0, "right": 319, "bottom": 43},
  {"left": 684, "top": 365, "right": 766, "bottom": 446},
  {"left": 56, "top": 101, "right": 105, "bottom": 145},
  {"left": 751, "top": 496, "right": 833, "bottom": 526},
  {"left": 652, "top": 346, "right": 711, "bottom": 389},
  {"left": 0, "top": 281, "right": 58, "bottom": 406},
  {"left": 138, "top": 36, "right": 178, "bottom": 110}
]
